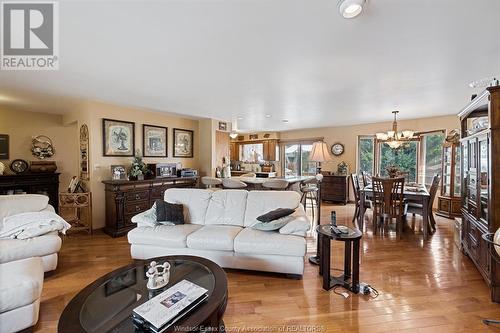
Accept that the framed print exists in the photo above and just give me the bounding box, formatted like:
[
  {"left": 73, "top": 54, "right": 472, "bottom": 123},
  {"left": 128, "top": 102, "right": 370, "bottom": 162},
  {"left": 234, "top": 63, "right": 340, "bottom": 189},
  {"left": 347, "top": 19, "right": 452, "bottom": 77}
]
[
  {"left": 111, "top": 165, "right": 127, "bottom": 180},
  {"left": 143, "top": 124, "right": 167, "bottom": 157},
  {"left": 102, "top": 119, "right": 135, "bottom": 156},
  {"left": 0, "top": 134, "right": 8, "bottom": 160},
  {"left": 218, "top": 122, "right": 227, "bottom": 131},
  {"left": 173, "top": 128, "right": 194, "bottom": 158}
]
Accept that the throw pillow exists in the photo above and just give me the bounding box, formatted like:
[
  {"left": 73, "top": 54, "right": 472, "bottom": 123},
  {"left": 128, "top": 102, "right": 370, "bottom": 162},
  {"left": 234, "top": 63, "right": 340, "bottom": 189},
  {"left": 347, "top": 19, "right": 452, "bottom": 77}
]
[
  {"left": 257, "top": 208, "right": 295, "bottom": 223},
  {"left": 279, "top": 216, "right": 311, "bottom": 236},
  {"left": 252, "top": 216, "right": 295, "bottom": 231},
  {"left": 155, "top": 199, "right": 185, "bottom": 225}
]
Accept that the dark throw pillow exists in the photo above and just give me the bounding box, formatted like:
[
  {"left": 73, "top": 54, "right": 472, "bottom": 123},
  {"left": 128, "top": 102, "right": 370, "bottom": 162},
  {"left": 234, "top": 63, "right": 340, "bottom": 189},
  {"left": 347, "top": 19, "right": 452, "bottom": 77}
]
[
  {"left": 257, "top": 208, "right": 295, "bottom": 223},
  {"left": 155, "top": 199, "right": 185, "bottom": 225}
]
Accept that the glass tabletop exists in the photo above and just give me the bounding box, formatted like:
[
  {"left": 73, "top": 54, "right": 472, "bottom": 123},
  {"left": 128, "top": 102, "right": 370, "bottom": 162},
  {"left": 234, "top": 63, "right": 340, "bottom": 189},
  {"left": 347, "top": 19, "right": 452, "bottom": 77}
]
[
  {"left": 79, "top": 259, "right": 216, "bottom": 333},
  {"left": 317, "top": 224, "right": 362, "bottom": 239}
]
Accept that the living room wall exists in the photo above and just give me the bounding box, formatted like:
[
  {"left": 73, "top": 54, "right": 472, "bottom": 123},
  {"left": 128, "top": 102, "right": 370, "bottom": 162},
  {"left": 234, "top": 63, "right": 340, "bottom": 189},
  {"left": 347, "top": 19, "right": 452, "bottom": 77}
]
[
  {"left": 64, "top": 101, "right": 201, "bottom": 229},
  {"left": 0, "top": 108, "right": 78, "bottom": 192}
]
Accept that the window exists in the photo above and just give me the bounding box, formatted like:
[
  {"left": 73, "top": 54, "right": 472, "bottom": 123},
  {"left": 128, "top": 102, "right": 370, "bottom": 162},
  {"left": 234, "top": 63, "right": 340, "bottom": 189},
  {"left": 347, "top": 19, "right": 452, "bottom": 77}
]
[
  {"left": 421, "top": 131, "right": 445, "bottom": 186},
  {"left": 283, "top": 142, "right": 316, "bottom": 177},
  {"left": 358, "top": 136, "right": 375, "bottom": 175},
  {"left": 240, "top": 143, "right": 264, "bottom": 163},
  {"left": 379, "top": 141, "right": 418, "bottom": 182},
  {"left": 356, "top": 130, "right": 446, "bottom": 184}
]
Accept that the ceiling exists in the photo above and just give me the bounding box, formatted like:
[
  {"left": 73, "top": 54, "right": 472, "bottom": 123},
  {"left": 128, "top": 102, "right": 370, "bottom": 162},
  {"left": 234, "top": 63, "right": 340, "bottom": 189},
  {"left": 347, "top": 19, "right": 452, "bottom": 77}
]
[{"left": 1, "top": 0, "right": 499, "bottom": 131}]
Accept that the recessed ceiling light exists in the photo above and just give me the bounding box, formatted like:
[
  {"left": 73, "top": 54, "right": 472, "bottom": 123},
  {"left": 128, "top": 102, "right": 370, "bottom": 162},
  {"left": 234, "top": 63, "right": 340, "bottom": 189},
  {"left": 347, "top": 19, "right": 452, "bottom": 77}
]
[
  {"left": 265, "top": 114, "right": 272, "bottom": 118},
  {"left": 237, "top": 116, "right": 244, "bottom": 120},
  {"left": 282, "top": 119, "right": 289, "bottom": 123},
  {"left": 338, "top": 0, "right": 365, "bottom": 19}
]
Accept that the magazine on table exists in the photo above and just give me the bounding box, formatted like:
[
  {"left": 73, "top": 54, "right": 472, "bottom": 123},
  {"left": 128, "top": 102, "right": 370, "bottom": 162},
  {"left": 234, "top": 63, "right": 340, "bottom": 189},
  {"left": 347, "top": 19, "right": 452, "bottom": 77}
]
[{"left": 133, "top": 279, "right": 208, "bottom": 332}]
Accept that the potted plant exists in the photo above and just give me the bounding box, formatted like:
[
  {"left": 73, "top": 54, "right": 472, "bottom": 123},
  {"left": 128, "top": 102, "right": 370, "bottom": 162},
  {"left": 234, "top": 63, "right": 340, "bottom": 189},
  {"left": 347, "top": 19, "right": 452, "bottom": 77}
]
[{"left": 129, "top": 151, "right": 150, "bottom": 181}]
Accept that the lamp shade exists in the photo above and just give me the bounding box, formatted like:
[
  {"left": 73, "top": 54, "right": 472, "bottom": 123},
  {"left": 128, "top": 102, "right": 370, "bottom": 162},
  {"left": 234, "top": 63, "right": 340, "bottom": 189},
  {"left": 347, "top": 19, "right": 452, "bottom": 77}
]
[{"left": 310, "top": 141, "right": 334, "bottom": 162}]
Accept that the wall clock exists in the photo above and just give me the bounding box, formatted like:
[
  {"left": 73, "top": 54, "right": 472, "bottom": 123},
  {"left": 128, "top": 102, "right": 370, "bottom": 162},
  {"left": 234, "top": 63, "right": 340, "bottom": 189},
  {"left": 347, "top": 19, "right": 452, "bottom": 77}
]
[
  {"left": 331, "top": 143, "right": 344, "bottom": 156},
  {"left": 10, "top": 159, "right": 29, "bottom": 174}
]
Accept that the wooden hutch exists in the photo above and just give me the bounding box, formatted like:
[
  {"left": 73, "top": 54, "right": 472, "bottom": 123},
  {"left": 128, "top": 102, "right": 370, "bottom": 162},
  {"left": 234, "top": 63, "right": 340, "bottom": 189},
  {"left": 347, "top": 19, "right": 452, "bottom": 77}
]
[
  {"left": 459, "top": 86, "right": 500, "bottom": 302},
  {"left": 437, "top": 140, "right": 461, "bottom": 218}
]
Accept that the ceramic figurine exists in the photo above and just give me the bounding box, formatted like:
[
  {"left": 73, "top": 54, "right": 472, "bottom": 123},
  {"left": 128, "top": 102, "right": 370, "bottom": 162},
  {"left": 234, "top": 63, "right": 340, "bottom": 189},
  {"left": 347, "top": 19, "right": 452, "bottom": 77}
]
[{"left": 146, "top": 260, "right": 171, "bottom": 290}]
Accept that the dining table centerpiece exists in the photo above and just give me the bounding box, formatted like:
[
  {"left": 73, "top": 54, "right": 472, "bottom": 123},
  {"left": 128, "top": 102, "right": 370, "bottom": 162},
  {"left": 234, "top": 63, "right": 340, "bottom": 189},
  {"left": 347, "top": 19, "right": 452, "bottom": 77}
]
[{"left": 385, "top": 165, "right": 401, "bottom": 178}]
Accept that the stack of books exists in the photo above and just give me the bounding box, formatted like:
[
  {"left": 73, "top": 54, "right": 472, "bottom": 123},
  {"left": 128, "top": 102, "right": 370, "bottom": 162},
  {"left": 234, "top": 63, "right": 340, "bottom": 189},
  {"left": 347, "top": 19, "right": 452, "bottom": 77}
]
[{"left": 132, "top": 279, "right": 208, "bottom": 333}]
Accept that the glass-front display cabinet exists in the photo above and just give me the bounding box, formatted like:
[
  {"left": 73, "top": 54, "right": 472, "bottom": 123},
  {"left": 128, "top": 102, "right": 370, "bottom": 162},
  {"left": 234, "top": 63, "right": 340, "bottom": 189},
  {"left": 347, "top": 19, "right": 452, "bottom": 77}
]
[
  {"left": 458, "top": 86, "right": 500, "bottom": 303},
  {"left": 437, "top": 141, "right": 461, "bottom": 218}
]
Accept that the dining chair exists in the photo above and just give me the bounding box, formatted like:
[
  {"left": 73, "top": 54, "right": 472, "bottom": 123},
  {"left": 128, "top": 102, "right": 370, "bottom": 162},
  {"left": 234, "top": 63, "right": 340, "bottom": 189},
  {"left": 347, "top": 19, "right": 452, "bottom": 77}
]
[
  {"left": 299, "top": 176, "right": 321, "bottom": 221},
  {"left": 201, "top": 176, "right": 222, "bottom": 189},
  {"left": 222, "top": 178, "right": 248, "bottom": 189},
  {"left": 372, "top": 177, "right": 405, "bottom": 239},
  {"left": 262, "top": 179, "right": 289, "bottom": 191},
  {"left": 361, "top": 171, "right": 372, "bottom": 188},
  {"left": 406, "top": 174, "right": 441, "bottom": 232},
  {"left": 239, "top": 173, "right": 256, "bottom": 178},
  {"left": 350, "top": 173, "right": 373, "bottom": 224}
]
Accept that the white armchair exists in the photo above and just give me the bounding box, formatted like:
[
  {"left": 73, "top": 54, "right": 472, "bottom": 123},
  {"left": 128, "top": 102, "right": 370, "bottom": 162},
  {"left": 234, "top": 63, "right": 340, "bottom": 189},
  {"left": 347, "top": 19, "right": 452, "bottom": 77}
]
[
  {"left": 0, "top": 194, "right": 62, "bottom": 272},
  {"left": 0, "top": 257, "right": 44, "bottom": 333}
]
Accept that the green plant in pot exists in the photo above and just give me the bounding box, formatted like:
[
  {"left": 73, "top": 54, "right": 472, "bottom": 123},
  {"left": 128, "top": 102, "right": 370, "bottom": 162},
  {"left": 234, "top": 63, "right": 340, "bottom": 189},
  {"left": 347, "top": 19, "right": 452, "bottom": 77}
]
[{"left": 129, "top": 150, "right": 151, "bottom": 180}]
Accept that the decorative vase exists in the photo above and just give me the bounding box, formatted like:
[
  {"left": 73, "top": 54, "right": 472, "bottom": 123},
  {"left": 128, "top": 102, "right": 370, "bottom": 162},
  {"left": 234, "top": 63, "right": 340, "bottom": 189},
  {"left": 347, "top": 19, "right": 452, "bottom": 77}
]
[{"left": 129, "top": 175, "right": 138, "bottom": 181}]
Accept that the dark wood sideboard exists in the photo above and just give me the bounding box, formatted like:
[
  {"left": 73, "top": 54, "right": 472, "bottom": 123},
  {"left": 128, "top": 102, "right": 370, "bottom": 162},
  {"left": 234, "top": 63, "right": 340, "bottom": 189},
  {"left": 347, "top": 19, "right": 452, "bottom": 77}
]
[
  {"left": 321, "top": 175, "right": 349, "bottom": 205},
  {"left": 102, "top": 177, "right": 198, "bottom": 237},
  {"left": 0, "top": 173, "right": 60, "bottom": 212}
]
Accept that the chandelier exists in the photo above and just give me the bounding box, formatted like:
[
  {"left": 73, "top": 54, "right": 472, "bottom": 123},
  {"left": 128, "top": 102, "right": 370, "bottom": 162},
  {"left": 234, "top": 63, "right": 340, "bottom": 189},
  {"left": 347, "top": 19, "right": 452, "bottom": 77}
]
[{"left": 375, "top": 111, "right": 415, "bottom": 149}]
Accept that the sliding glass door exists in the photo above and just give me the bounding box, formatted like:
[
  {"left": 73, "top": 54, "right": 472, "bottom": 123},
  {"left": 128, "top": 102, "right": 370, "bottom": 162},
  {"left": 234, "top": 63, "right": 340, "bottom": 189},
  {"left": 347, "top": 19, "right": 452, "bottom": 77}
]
[
  {"left": 283, "top": 143, "right": 316, "bottom": 177},
  {"left": 284, "top": 144, "right": 300, "bottom": 176}
]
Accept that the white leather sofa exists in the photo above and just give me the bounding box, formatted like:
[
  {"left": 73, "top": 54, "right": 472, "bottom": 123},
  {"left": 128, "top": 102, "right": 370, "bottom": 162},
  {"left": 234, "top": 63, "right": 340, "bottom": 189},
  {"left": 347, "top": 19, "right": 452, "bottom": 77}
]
[
  {"left": 0, "top": 195, "right": 62, "bottom": 272},
  {"left": 0, "top": 257, "right": 44, "bottom": 333},
  {"left": 128, "top": 189, "right": 311, "bottom": 276}
]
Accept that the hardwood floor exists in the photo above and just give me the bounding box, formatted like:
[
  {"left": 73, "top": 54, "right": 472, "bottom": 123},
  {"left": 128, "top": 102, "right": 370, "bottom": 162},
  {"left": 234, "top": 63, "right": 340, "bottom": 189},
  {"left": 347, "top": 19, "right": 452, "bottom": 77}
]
[{"left": 36, "top": 203, "right": 500, "bottom": 332}]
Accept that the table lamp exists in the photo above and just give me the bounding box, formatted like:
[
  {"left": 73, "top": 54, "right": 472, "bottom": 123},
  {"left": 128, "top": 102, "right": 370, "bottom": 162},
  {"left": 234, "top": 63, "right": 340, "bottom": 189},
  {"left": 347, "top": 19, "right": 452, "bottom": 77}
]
[
  {"left": 309, "top": 141, "right": 333, "bottom": 174},
  {"left": 308, "top": 141, "right": 333, "bottom": 265}
]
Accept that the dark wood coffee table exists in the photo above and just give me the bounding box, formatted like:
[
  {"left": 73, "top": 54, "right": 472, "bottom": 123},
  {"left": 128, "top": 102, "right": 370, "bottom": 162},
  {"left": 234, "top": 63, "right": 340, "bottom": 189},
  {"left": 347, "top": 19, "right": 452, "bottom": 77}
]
[{"left": 58, "top": 255, "right": 228, "bottom": 333}]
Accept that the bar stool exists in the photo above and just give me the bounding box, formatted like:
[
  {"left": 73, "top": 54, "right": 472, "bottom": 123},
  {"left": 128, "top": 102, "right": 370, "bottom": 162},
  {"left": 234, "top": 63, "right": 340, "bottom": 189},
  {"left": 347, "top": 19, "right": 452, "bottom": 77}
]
[
  {"left": 262, "top": 179, "right": 289, "bottom": 191},
  {"left": 201, "top": 176, "right": 222, "bottom": 189},
  {"left": 222, "top": 178, "right": 247, "bottom": 189},
  {"left": 300, "top": 175, "right": 321, "bottom": 221}
]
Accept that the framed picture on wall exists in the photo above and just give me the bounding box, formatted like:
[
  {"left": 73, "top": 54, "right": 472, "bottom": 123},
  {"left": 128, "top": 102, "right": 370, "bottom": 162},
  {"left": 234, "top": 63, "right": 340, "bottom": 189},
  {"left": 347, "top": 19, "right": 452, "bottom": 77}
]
[
  {"left": 110, "top": 165, "right": 127, "bottom": 180},
  {"left": 143, "top": 125, "right": 167, "bottom": 157},
  {"left": 173, "top": 128, "right": 194, "bottom": 158},
  {"left": 102, "top": 118, "right": 135, "bottom": 156},
  {"left": 0, "top": 134, "right": 8, "bottom": 160},
  {"left": 218, "top": 122, "right": 227, "bottom": 131}
]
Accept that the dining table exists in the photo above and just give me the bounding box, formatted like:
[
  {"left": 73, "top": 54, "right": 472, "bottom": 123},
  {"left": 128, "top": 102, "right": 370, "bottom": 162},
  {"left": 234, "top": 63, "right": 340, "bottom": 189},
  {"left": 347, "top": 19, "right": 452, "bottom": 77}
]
[{"left": 358, "top": 183, "right": 431, "bottom": 240}]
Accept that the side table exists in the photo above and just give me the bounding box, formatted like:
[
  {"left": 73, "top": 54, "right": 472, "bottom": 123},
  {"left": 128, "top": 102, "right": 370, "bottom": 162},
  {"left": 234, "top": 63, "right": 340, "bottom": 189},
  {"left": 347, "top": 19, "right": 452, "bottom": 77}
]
[
  {"left": 317, "top": 224, "right": 362, "bottom": 292},
  {"left": 59, "top": 192, "right": 92, "bottom": 234}
]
